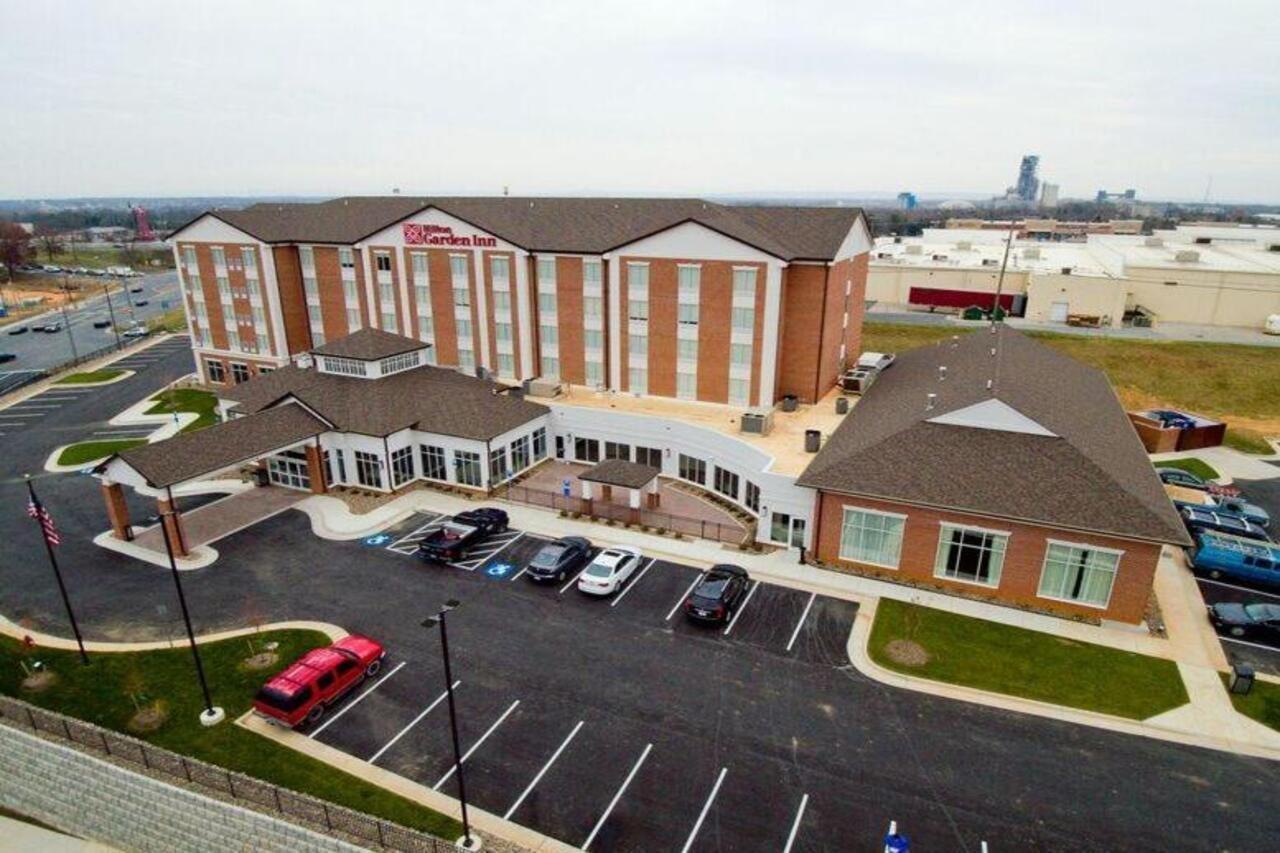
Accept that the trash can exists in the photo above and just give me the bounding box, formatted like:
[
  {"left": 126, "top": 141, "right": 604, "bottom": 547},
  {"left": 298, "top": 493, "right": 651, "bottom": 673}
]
[
  {"left": 835, "top": 396, "right": 849, "bottom": 415},
  {"left": 781, "top": 394, "right": 798, "bottom": 413},
  {"left": 804, "top": 429, "right": 821, "bottom": 453},
  {"left": 1229, "top": 663, "right": 1255, "bottom": 695},
  {"left": 253, "top": 468, "right": 269, "bottom": 487}
]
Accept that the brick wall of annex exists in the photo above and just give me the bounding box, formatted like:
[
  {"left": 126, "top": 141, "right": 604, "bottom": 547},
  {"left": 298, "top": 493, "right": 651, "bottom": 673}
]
[
  {"left": 811, "top": 492, "right": 1162, "bottom": 624},
  {"left": 776, "top": 263, "right": 828, "bottom": 403},
  {"left": 0, "top": 723, "right": 361, "bottom": 853}
]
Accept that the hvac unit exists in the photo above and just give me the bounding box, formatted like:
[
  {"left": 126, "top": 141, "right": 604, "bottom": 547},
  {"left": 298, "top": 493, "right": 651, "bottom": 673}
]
[
  {"left": 905, "top": 244, "right": 924, "bottom": 255},
  {"left": 956, "top": 240, "right": 973, "bottom": 251},
  {"left": 1144, "top": 237, "right": 1164, "bottom": 247},
  {"left": 1022, "top": 247, "right": 1042, "bottom": 260},
  {"left": 839, "top": 366, "right": 879, "bottom": 395},
  {"left": 525, "top": 379, "right": 562, "bottom": 398},
  {"left": 1174, "top": 250, "right": 1201, "bottom": 263},
  {"left": 931, "top": 254, "right": 949, "bottom": 261},
  {"left": 981, "top": 258, "right": 999, "bottom": 267},
  {"left": 739, "top": 409, "right": 774, "bottom": 436},
  {"left": 1061, "top": 266, "right": 1073, "bottom": 275},
  {"left": 877, "top": 252, "right": 893, "bottom": 260}
]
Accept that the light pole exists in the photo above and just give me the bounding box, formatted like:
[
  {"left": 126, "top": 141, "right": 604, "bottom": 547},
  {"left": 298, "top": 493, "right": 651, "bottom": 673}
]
[
  {"left": 118, "top": 273, "right": 136, "bottom": 325},
  {"left": 58, "top": 274, "right": 79, "bottom": 364},
  {"left": 423, "top": 599, "right": 477, "bottom": 851},
  {"left": 102, "top": 283, "right": 123, "bottom": 350},
  {"left": 158, "top": 486, "right": 222, "bottom": 726}
]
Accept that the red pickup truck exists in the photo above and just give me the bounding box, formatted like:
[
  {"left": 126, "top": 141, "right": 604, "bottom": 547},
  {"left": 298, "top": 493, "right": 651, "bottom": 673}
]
[{"left": 253, "top": 635, "right": 386, "bottom": 728}]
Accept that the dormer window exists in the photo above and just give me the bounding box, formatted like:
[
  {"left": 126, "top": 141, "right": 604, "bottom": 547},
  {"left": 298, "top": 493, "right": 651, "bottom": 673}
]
[
  {"left": 319, "top": 356, "right": 368, "bottom": 377},
  {"left": 380, "top": 351, "right": 422, "bottom": 376}
]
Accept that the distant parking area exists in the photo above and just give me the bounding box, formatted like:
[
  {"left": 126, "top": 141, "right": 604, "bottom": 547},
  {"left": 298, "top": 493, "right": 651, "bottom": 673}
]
[{"left": 319, "top": 511, "right": 860, "bottom": 851}]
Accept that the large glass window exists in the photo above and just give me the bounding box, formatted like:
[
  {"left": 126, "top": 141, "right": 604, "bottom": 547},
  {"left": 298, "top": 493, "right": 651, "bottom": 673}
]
[
  {"left": 532, "top": 427, "right": 547, "bottom": 461},
  {"left": 678, "top": 454, "right": 706, "bottom": 485},
  {"left": 630, "top": 334, "right": 647, "bottom": 357},
  {"left": 375, "top": 252, "right": 391, "bottom": 273},
  {"left": 495, "top": 322, "right": 512, "bottom": 342},
  {"left": 491, "top": 256, "right": 510, "bottom": 284},
  {"left": 339, "top": 247, "right": 355, "bottom": 269},
  {"left": 730, "top": 343, "right": 752, "bottom": 366},
  {"left": 454, "top": 450, "right": 482, "bottom": 487},
  {"left": 628, "top": 368, "right": 647, "bottom": 394},
  {"left": 628, "top": 299, "right": 648, "bottom": 322},
  {"left": 211, "top": 247, "right": 227, "bottom": 267},
  {"left": 1038, "top": 542, "right": 1121, "bottom": 608},
  {"left": 677, "top": 372, "right": 696, "bottom": 399},
  {"left": 678, "top": 266, "right": 700, "bottom": 299},
  {"left": 390, "top": 446, "right": 415, "bottom": 487},
  {"left": 583, "top": 295, "right": 603, "bottom": 317},
  {"left": 585, "top": 361, "right": 604, "bottom": 386},
  {"left": 538, "top": 291, "right": 557, "bottom": 314},
  {"left": 574, "top": 437, "right": 600, "bottom": 463},
  {"left": 537, "top": 257, "right": 556, "bottom": 285},
  {"left": 732, "top": 306, "right": 755, "bottom": 331},
  {"left": 241, "top": 246, "right": 257, "bottom": 273},
  {"left": 584, "top": 329, "right": 604, "bottom": 350},
  {"left": 935, "top": 524, "right": 1008, "bottom": 587},
  {"left": 354, "top": 451, "right": 383, "bottom": 489},
  {"left": 729, "top": 378, "right": 750, "bottom": 405},
  {"left": 678, "top": 303, "right": 699, "bottom": 325},
  {"left": 205, "top": 359, "right": 225, "bottom": 383},
  {"left": 732, "top": 268, "right": 757, "bottom": 300},
  {"left": 634, "top": 446, "right": 662, "bottom": 468},
  {"left": 713, "top": 466, "right": 739, "bottom": 501},
  {"left": 678, "top": 338, "right": 698, "bottom": 361},
  {"left": 420, "top": 445, "right": 447, "bottom": 481},
  {"left": 605, "top": 441, "right": 630, "bottom": 461},
  {"left": 744, "top": 482, "right": 760, "bottom": 514},
  {"left": 489, "top": 446, "right": 510, "bottom": 483},
  {"left": 839, "top": 508, "right": 906, "bottom": 569},
  {"left": 492, "top": 291, "right": 510, "bottom": 313},
  {"left": 583, "top": 258, "right": 602, "bottom": 286},
  {"left": 540, "top": 324, "right": 558, "bottom": 346},
  {"left": 541, "top": 355, "right": 559, "bottom": 378},
  {"left": 510, "top": 435, "right": 531, "bottom": 472}
]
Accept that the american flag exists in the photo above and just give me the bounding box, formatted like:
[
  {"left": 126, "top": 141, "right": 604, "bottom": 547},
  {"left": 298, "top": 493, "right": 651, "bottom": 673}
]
[{"left": 27, "top": 496, "right": 61, "bottom": 546}]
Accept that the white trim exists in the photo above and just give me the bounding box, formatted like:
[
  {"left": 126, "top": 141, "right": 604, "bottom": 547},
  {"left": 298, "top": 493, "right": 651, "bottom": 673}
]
[
  {"left": 758, "top": 262, "right": 783, "bottom": 406},
  {"left": 607, "top": 256, "right": 622, "bottom": 388},
  {"left": 936, "top": 519, "right": 1012, "bottom": 537}
]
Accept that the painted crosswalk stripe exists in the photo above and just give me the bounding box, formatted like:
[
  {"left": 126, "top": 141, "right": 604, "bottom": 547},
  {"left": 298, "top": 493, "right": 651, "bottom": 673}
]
[
  {"left": 504, "top": 720, "right": 585, "bottom": 819},
  {"left": 309, "top": 661, "right": 406, "bottom": 738},
  {"left": 433, "top": 699, "right": 521, "bottom": 790},
  {"left": 582, "top": 743, "right": 652, "bottom": 851}
]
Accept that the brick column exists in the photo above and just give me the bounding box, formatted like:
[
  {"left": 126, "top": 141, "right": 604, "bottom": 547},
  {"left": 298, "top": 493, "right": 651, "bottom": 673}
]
[
  {"left": 304, "top": 444, "right": 327, "bottom": 495},
  {"left": 157, "top": 496, "right": 188, "bottom": 557},
  {"left": 628, "top": 488, "right": 641, "bottom": 524},
  {"left": 101, "top": 481, "right": 132, "bottom": 541},
  {"left": 600, "top": 484, "right": 613, "bottom": 504}
]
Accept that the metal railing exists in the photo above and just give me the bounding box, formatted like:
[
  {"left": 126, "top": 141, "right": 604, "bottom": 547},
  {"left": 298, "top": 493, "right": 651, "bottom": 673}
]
[
  {"left": 501, "top": 484, "right": 748, "bottom": 544},
  {"left": 0, "top": 695, "right": 446, "bottom": 852}
]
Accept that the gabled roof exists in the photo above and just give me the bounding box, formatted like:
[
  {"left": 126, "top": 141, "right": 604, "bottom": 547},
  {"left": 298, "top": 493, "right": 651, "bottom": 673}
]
[
  {"left": 311, "top": 327, "right": 429, "bottom": 361},
  {"left": 579, "top": 459, "right": 661, "bottom": 489},
  {"left": 798, "top": 326, "right": 1190, "bottom": 545},
  {"left": 171, "top": 196, "right": 868, "bottom": 262}
]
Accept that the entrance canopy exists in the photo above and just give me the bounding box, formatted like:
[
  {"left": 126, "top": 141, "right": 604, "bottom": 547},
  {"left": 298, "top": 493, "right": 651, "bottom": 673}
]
[{"left": 578, "top": 459, "right": 661, "bottom": 490}]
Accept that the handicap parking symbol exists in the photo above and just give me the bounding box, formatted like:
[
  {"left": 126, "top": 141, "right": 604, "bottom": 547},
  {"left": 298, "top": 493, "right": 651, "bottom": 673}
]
[
  {"left": 362, "top": 533, "right": 393, "bottom": 547},
  {"left": 485, "top": 562, "right": 515, "bottom": 579}
]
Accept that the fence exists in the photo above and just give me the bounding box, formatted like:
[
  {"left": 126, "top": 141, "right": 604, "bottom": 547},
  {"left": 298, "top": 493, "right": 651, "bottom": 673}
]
[
  {"left": 0, "top": 695, "right": 447, "bottom": 852},
  {"left": 501, "top": 484, "right": 748, "bottom": 544}
]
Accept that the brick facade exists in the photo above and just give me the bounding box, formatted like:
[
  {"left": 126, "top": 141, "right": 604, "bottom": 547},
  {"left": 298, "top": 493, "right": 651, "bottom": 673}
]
[{"left": 811, "top": 491, "right": 1161, "bottom": 624}]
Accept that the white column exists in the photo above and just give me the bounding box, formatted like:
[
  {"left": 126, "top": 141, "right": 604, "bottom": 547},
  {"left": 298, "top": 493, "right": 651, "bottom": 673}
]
[
  {"left": 606, "top": 253, "right": 621, "bottom": 389},
  {"left": 257, "top": 242, "right": 289, "bottom": 360},
  {"left": 473, "top": 249, "right": 491, "bottom": 370},
  {"left": 758, "top": 260, "right": 785, "bottom": 407},
  {"left": 514, "top": 250, "right": 534, "bottom": 377},
  {"left": 581, "top": 480, "right": 593, "bottom": 500},
  {"left": 628, "top": 488, "right": 641, "bottom": 509}
]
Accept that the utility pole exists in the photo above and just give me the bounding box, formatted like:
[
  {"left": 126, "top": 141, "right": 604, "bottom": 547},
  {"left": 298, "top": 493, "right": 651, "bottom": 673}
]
[
  {"left": 990, "top": 221, "right": 1016, "bottom": 327},
  {"left": 59, "top": 274, "right": 79, "bottom": 363},
  {"left": 102, "top": 283, "right": 123, "bottom": 350}
]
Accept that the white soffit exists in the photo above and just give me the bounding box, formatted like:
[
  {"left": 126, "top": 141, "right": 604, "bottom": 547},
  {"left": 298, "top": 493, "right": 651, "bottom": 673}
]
[{"left": 928, "top": 398, "right": 1057, "bottom": 437}]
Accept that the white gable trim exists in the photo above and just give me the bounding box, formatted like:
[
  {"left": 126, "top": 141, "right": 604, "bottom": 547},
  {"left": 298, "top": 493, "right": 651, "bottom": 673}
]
[
  {"left": 928, "top": 398, "right": 1057, "bottom": 437},
  {"left": 833, "top": 214, "right": 873, "bottom": 260},
  {"left": 359, "top": 206, "right": 521, "bottom": 253},
  {"left": 610, "top": 220, "right": 782, "bottom": 263},
  {"left": 168, "top": 213, "right": 259, "bottom": 245}
]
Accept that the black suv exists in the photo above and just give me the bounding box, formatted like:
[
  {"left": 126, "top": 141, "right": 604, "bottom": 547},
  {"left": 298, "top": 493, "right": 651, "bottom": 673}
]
[
  {"left": 525, "top": 536, "right": 592, "bottom": 582},
  {"left": 683, "top": 564, "right": 751, "bottom": 624}
]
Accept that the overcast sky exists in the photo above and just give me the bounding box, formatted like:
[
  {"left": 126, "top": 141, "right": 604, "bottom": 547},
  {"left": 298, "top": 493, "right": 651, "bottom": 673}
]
[{"left": 3, "top": 0, "right": 1277, "bottom": 202}]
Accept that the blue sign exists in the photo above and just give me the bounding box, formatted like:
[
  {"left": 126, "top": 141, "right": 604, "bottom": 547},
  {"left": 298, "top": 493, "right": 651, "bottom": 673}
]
[
  {"left": 561, "top": 478, "right": 572, "bottom": 497},
  {"left": 362, "top": 533, "right": 392, "bottom": 547},
  {"left": 883, "top": 832, "right": 909, "bottom": 853},
  {"left": 485, "top": 562, "right": 515, "bottom": 579}
]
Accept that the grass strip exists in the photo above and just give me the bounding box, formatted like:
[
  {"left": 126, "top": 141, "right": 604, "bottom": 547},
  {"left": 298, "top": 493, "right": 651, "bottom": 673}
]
[
  {"left": 56, "top": 438, "right": 145, "bottom": 466},
  {"left": 54, "top": 369, "right": 125, "bottom": 385}
]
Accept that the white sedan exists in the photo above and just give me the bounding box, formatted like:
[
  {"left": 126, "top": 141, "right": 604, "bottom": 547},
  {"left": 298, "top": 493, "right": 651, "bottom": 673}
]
[{"left": 577, "top": 546, "right": 643, "bottom": 596}]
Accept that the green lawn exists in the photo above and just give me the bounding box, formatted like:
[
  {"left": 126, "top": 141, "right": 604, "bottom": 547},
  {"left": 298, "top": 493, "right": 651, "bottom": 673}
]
[
  {"left": 1223, "top": 428, "right": 1275, "bottom": 456},
  {"left": 146, "top": 388, "right": 219, "bottom": 432},
  {"left": 146, "top": 306, "right": 187, "bottom": 333},
  {"left": 0, "top": 631, "right": 460, "bottom": 838},
  {"left": 1153, "top": 457, "right": 1221, "bottom": 481},
  {"left": 868, "top": 599, "right": 1189, "bottom": 720},
  {"left": 54, "top": 368, "right": 125, "bottom": 385},
  {"left": 56, "top": 438, "right": 145, "bottom": 466},
  {"left": 41, "top": 246, "right": 174, "bottom": 271},
  {"left": 1221, "top": 673, "right": 1280, "bottom": 732}
]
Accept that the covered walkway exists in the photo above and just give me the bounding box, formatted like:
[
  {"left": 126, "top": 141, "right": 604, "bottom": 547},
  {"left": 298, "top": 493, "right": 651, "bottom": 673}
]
[{"left": 129, "top": 487, "right": 308, "bottom": 557}]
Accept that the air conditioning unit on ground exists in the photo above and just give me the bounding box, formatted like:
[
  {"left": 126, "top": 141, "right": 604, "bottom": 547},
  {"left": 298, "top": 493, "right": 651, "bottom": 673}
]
[
  {"left": 525, "top": 379, "right": 562, "bottom": 398},
  {"left": 740, "top": 409, "right": 775, "bottom": 436}
]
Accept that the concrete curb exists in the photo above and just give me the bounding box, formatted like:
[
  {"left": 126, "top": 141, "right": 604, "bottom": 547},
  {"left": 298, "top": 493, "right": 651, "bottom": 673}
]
[
  {"left": 0, "top": 332, "right": 182, "bottom": 410},
  {"left": 847, "top": 599, "right": 1280, "bottom": 762},
  {"left": 50, "top": 368, "right": 137, "bottom": 388},
  {"left": 0, "top": 614, "right": 346, "bottom": 652},
  {"left": 92, "top": 529, "right": 219, "bottom": 570},
  {"left": 238, "top": 713, "right": 577, "bottom": 853}
]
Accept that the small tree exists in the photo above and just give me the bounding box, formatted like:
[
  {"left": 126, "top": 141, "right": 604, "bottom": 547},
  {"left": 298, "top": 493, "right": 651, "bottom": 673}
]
[
  {"left": 0, "top": 221, "right": 30, "bottom": 282},
  {"left": 123, "top": 666, "right": 147, "bottom": 712},
  {"left": 37, "top": 229, "right": 63, "bottom": 262}
]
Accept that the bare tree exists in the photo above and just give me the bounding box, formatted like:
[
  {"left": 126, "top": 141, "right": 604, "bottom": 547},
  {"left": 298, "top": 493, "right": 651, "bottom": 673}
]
[
  {"left": 36, "top": 229, "right": 64, "bottom": 262},
  {"left": 0, "top": 221, "right": 30, "bottom": 282}
]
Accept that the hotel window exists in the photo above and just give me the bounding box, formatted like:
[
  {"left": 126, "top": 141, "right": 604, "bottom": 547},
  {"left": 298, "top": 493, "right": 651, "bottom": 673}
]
[
  {"left": 532, "top": 427, "right": 547, "bottom": 461},
  {"left": 205, "top": 359, "right": 225, "bottom": 383},
  {"left": 380, "top": 310, "right": 397, "bottom": 333},
  {"left": 538, "top": 291, "right": 557, "bottom": 314},
  {"left": 605, "top": 441, "right": 630, "bottom": 461},
  {"left": 510, "top": 435, "right": 531, "bottom": 471},
  {"left": 678, "top": 454, "right": 706, "bottom": 485},
  {"left": 678, "top": 339, "right": 698, "bottom": 361},
  {"left": 583, "top": 295, "right": 602, "bottom": 318},
  {"left": 185, "top": 269, "right": 203, "bottom": 293},
  {"left": 537, "top": 257, "right": 556, "bottom": 285},
  {"left": 491, "top": 256, "right": 510, "bottom": 284},
  {"left": 453, "top": 285, "right": 470, "bottom": 309},
  {"left": 217, "top": 277, "right": 232, "bottom": 300},
  {"left": 245, "top": 278, "right": 260, "bottom": 299},
  {"left": 252, "top": 306, "right": 268, "bottom": 333},
  {"left": 678, "top": 304, "right": 699, "bottom": 325},
  {"left": 540, "top": 324, "right": 558, "bottom": 346},
  {"left": 541, "top": 355, "right": 559, "bottom": 378},
  {"left": 583, "top": 258, "right": 602, "bottom": 286},
  {"left": 307, "top": 302, "right": 323, "bottom": 329},
  {"left": 583, "top": 329, "right": 604, "bottom": 350},
  {"left": 634, "top": 446, "right": 662, "bottom": 468},
  {"left": 730, "top": 344, "right": 752, "bottom": 366},
  {"left": 303, "top": 275, "right": 319, "bottom": 302},
  {"left": 585, "top": 361, "right": 603, "bottom": 386},
  {"left": 732, "top": 268, "right": 757, "bottom": 300},
  {"left": 677, "top": 372, "right": 696, "bottom": 399},
  {"left": 678, "top": 266, "right": 700, "bottom": 300},
  {"left": 241, "top": 246, "right": 257, "bottom": 274},
  {"left": 375, "top": 252, "right": 392, "bottom": 273},
  {"left": 629, "top": 334, "right": 647, "bottom": 357},
  {"left": 488, "top": 446, "right": 510, "bottom": 483},
  {"left": 744, "top": 482, "right": 760, "bottom": 514},
  {"left": 343, "top": 280, "right": 359, "bottom": 303},
  {"left": 492, "top": 291, "right": 510, "bottom": 313},
  {"left": 1038, "top": 542, "right": 1121, "bottom": 608},
  {"left": 182, "top": 246, "right": 197, "bottom": 268},
  {"left": 339, "top": 247, "right": 355, "bottom": 269},
  {"left": 299, "top": 246, "right": 313, "bottom": 269},
  {"left": 355, "top": 451, "right": 383, "bottom": 489},
  {"left": 628, "top": 367, "right": 647, "bottom": 393},
  {"left": 935, "top": 524, "right": 1009, "bottom": 587},
  {"left": 497, "top": 352, "right": 515, "bottom": 376},
  {"left": 628, "top": 298, "right": 648, "bottom": 322},
  {"left": 226, "top": 328, "right": 241, "bottom": 351},
  {"left": 418, "top": 314, "right": 434, "bottom": 341},
  {"left": 839, "top": 508, "right": 906, "bottom": 569},
  {"left": 456, "top": 317, "right": 473, "bottom": 339},
  {"left": 729, "top": 379, "right": 749, "bottom": 404},
  {"left": 732, "top": 306, "right": 755, "bottom": 332},
  {"left": 627, "top": 264, "right": 648, "bottom": 321},
  {"left": 211, "top": 247, "right": 226, "bottom": 267},
  {"left": 347, "top": 308, "right": 362, "bottom": 331},
  {"left": 458, "top": 347, "right": 475, "bottom": 372},
  {"left": 379, "top": 281, "right": 395, "bottom": 307},
  {"left": 454, "top": 450, "right": 482, "bottom": 487},
  {"left": 495, "top": 322, "right": 512, "bottom": 342},
  {"left": 713, "top": 466, "right": 739, "bottom": 501},
  {"left": 390, "top": 446, "right": 415, "bottom": 488},
  {"left": 449, "top": 255, "right": 468, "bottom": 284},
  {"left": 573, "top": 437, "right": 600, "bottom": 463},
  {"left": 412, "top": 254, "right": 429, "bottom": 308},
  {"left": 420, "top": 445, "right": 447, "bottom": 481},
  {"left": 229, "top": 362, "right": 250, "bottom": 384}
]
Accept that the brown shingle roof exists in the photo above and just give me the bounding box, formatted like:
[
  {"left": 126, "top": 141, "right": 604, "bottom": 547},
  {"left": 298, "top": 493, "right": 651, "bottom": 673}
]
[
  {"left": 115, "top": 404, "right": 328, "bottom": 488},
  {"left": 180, "top": 196, "right": 866, "bottom": 262},
  {"left": 311, "top": 328, "right": 429, "bottom": 361},
  {"left": 579, "top": 459, "right": 661, "bottom": 489},
  {"left": 798, "top": 326, "right": 1190, "bottom": 545}
]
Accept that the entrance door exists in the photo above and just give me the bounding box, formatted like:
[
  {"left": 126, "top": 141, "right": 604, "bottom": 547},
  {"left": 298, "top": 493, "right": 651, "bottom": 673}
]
[
  {"left": 267, "top": 451, "right": 311, "bottom": 490},
  {"left": 1049, "top": 301, "right": 1069, "bottom": 323},
  {"left": 554, "top": 435, "right": 565, "bottom": 460}
]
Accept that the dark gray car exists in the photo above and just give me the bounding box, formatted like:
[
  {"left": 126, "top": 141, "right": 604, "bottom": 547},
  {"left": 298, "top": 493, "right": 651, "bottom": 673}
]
[{"left": 525, "top": 536, "right": 592, "bottom": 582}]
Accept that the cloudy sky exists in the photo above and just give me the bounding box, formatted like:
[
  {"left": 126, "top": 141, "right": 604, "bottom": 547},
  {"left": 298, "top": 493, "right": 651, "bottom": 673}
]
[{"left": 3, "top": 0, "right": 1277, "bottom": 202}]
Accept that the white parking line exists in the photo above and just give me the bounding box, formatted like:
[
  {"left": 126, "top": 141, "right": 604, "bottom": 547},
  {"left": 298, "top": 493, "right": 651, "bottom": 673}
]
[
  {"left": 503, "top": 720, "right": 585, "bottom": 819},
  {"left": 785, "top": 593, "right": 818, "bottom": 652},
  {"left": 7, "top": 404, "right": 60, "bottom": 410},
  {"left": 1220, "top": 636, "right": 1280, "bottom": 653},
  {"left": 309, "top": 661, "right": 406, "bottom": 738},
  {"left": 582, "top": 743, "right": 652, "bottom": 851},
  {"left": 560, "top": 565, "right": 591, "bottom": 595},
  {"left": 610, "top": 558, "right": 656, "bottom": 608},
  {"left": 451, "top": 531, "right": 524, "bottom": 570},
  {"left": 1199, "top": 577, "right": 1280, "bottom": 601},
  {"left": 680, "top": 766, "right": 728, "bottom": 853},
  {"left": 782, "top": 793, "right": 809, "bottom": 853},
  {"left": 368, "top": 680, "right": 459, "bottom": 764},
  {"left": 433, "top": 699, "right": 521, "bottom": 790},
  {"left": 722, "top": 581, "right": 760, "bottom": 636},
  {"left": 510, "top": 566, "right": 530, "bottom": 582},
  {"left": 666, "top": 572, "right": 706, "bottom": 621},
  {"left": 479, "top": 531, "right": 527, "bottom": 565}
]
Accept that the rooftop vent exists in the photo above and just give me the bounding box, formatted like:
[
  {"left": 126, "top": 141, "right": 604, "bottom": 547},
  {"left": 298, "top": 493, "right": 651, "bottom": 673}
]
[
  {"left": 931, "top": 253, "right": 949, "bottom": 261},
  {"left": 956, "top": 240, "right": 973, "bottom": 251},
  {"left": 926, "top": 393, "right": 937, "bottom": 411},
  {"left": 1144, "top": 237, "right": 1163, "bottom": 248},
  {"left": 1061, "top": 266, "right": 1073, "bottom": 275},
  {"left": 1174, "top": 249, "right": 1201, "bottom": 263},
  {"left": 893, "top": 236, "right": 903, "bottom": 244},
  {"left": 1022, "top": 247, "right": 1042, "bottom": 260},
  {"left": 905, "top": 244, "right": 924, "bottom": 255},
  {"left": 741, "top": 409, "right": 775, "bottom": 436},
  {"left": 981, "top": 258, "right": 999, "bottom": 267},
  {"left": 1194, "top": 237, "right": 1212, "bottom": 245},
  {"left": 938, "top": 365, "right": 948, "bottom": 381},
  {"left": 877, "top": 252, "right": 893, "bottom": 260}
]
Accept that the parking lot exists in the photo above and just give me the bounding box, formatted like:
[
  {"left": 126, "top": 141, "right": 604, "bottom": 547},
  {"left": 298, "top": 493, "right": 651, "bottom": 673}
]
[{"left": 319, "top": 513, "right": 866, "bottom": 851}]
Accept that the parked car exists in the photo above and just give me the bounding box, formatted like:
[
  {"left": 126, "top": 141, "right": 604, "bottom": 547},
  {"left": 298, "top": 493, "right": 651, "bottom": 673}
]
[
  {"left": 524, "top": 536, "right": 592, "bottom": 583},
  {"left": 1187, "top": 531, "right": 1280, "bottom": 588},
  {"left": 130, "top": 286, "right": 144, "bottom": 294},
  {"left": 6, "top": 325, "right": 27, "bottom": 335},
  {"left": 92, "top": 319, "right": 112, "bottom": 329},
  {"left": 1213, "top": 496, "right": 1271, "bottom": 529},
  {"left": 0, "top": 353, "right": 16, "bottom": 364},
  {"left": 122, "top": 326, "right": 149, "bottom": 338},
  {"left": 71, "top": 266, "right": 89, "bottom": 276},
  {"left": 1179, "top": 506, "right": 1270, "bottom": 543},
  {"left": 1157, "top": 467, "right": 1240, "bottom": 497},
  {"left": 40, "top": 265, "right": 62, "bottom": 273},
  {"left": 577, "top": 546, "right": 643, "bottom": 596},
  {"left": 417, "top": 507, "right": 509, "bottom": 562},
  {"left": 39, "top": 322, "right": 62, "bottom": 333},
  {"left": 683, "top": 564, "right": 751, "bottom": 624},
  {"left": 252, "top": 635, "right": 386, "bottom": 727},
  {"left": 855, "top": 351, "right": 896, "bottom": 371},
  {"left": 1207, "top": 601, "right": 1280, "bottom": 639},
  {"left": 135, "top": 299, "right": 149, "bottom": 306}
]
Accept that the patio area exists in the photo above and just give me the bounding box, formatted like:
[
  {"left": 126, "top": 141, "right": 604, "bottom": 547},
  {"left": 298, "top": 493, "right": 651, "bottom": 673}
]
[{"left": 507, "top": 460, "right": 749, "bottom": 543}]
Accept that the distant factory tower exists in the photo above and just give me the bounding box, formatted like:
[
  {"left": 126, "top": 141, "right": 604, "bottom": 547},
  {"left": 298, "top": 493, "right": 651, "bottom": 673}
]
[{"left": 1014, "top": 155, "right": 1040, "bottom": 202}]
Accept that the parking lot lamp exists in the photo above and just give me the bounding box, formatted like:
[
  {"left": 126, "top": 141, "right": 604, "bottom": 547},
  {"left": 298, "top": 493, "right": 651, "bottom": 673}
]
[
  {"left": 58, "top": 275, "right": 79, "bottom": 363},
  {"left": 101, "top": 283, "right": 123, "bottom": 350},
  {"left": 158, "top": 486, "right": 223, "bottom": 726},
  {"left": 424, "top": 599, "right": 477, "bottom": 850}
]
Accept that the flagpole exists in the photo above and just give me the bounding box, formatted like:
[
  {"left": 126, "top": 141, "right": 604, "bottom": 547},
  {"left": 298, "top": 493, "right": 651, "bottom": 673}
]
[{"left": 25, "top": 475, "right": 89, "bottom": 665}]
